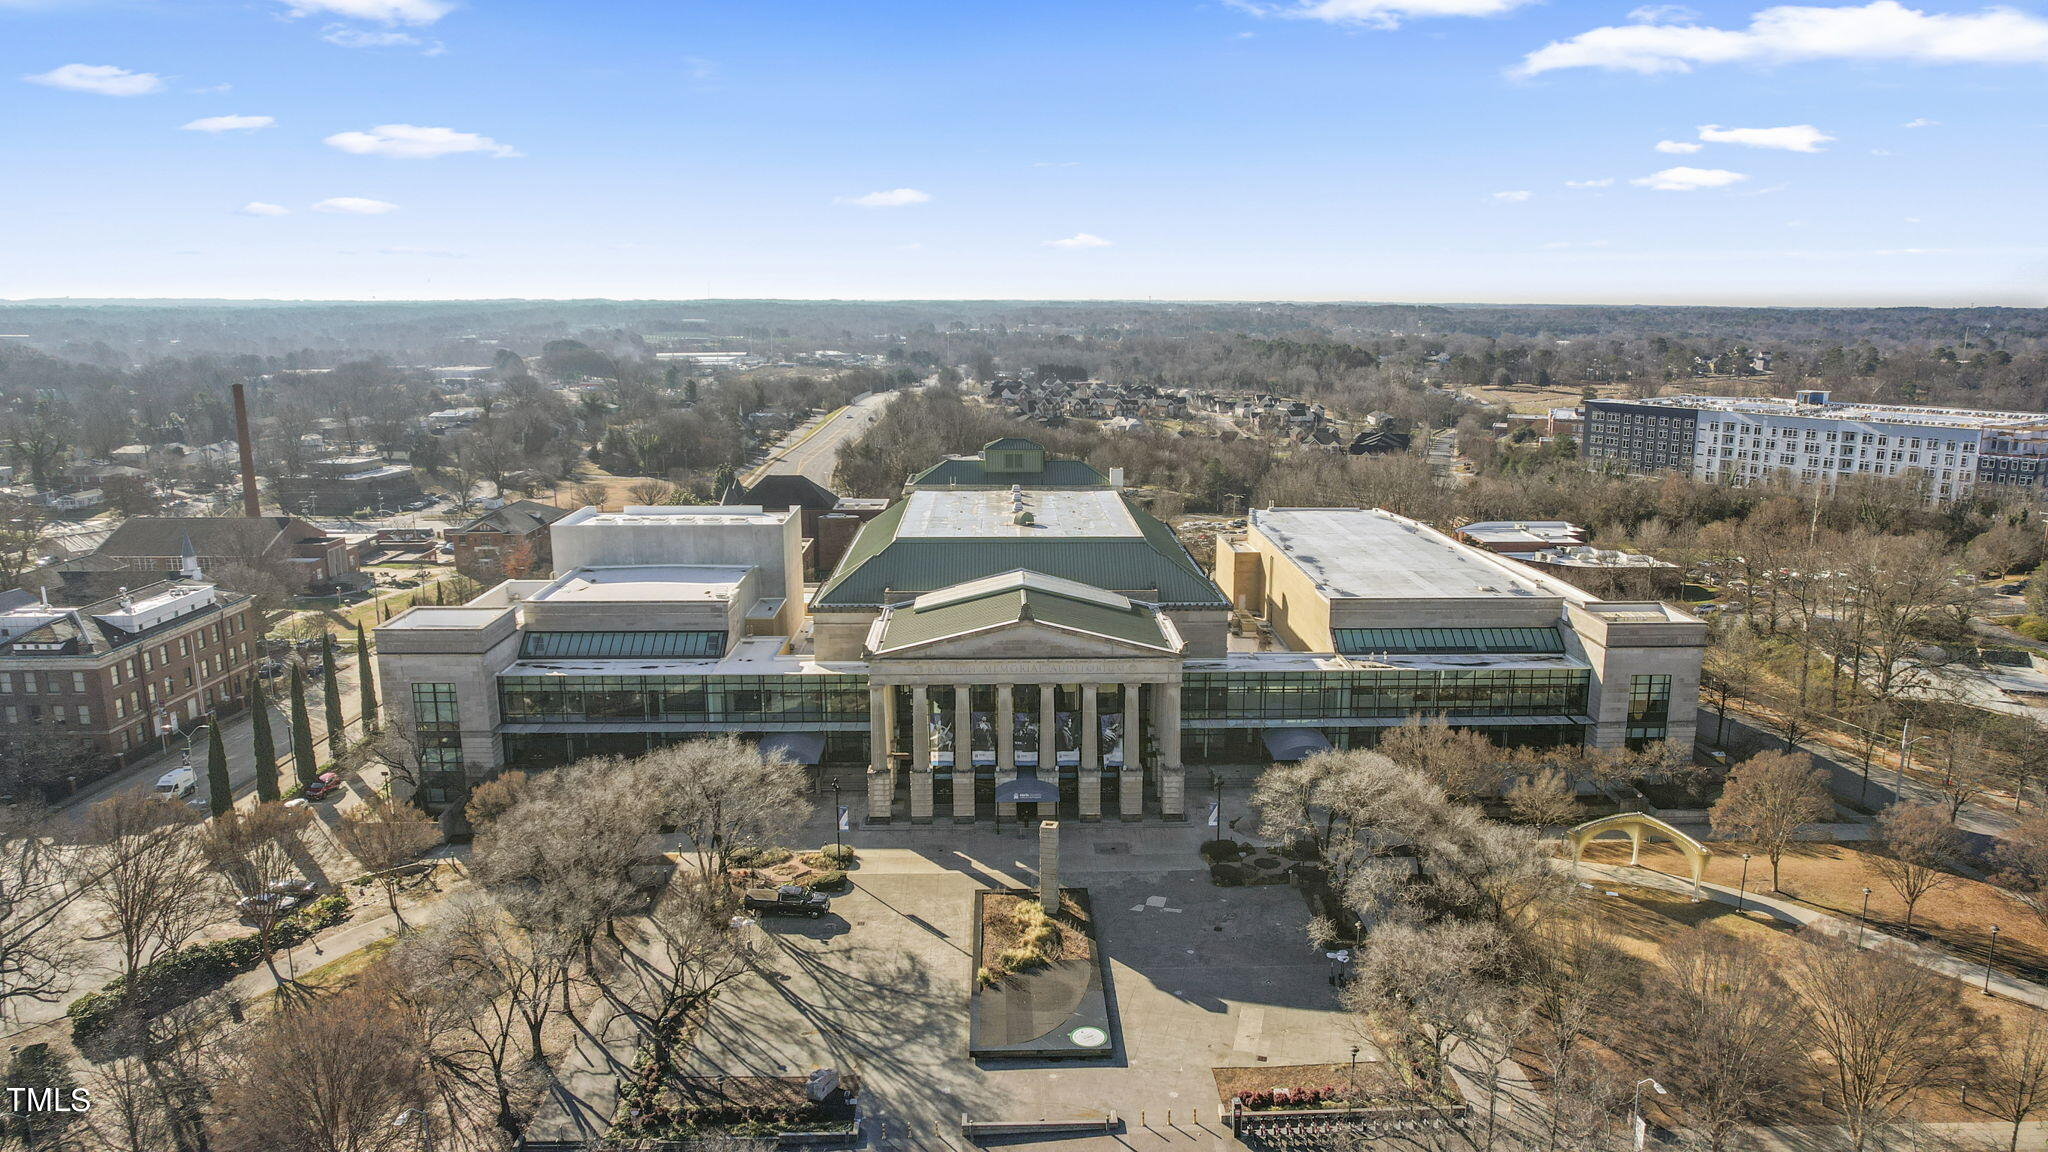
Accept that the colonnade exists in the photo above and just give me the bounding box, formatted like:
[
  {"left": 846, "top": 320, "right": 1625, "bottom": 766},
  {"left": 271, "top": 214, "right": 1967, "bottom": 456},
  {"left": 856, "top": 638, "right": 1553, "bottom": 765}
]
[{"left": 865, "top": 678, "right": 1184, "bottom": 823}]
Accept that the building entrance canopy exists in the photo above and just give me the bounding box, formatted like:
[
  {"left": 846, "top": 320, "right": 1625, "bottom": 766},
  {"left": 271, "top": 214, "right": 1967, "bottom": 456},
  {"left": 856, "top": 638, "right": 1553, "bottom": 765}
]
[
  {"left": 996, "top": 771, "right": 1061, "bottom": 803},
  {"left": 1261, "top": 727, "right": 1332, "bottom": 762}
]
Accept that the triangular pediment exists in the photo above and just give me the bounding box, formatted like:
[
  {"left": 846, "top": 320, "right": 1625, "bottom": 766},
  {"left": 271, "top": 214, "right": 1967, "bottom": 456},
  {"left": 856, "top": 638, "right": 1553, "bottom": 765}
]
[{"left": 871, "top": 617, "right": 1171, "bottom": 660}]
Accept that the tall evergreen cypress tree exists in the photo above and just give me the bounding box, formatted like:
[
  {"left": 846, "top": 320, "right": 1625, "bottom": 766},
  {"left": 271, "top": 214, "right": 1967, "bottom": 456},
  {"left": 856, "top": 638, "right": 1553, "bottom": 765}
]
[
  {"left": 321, "top": 632, "right": 345, "bottom": 758},
  {"left": 205, "top": 719, "right": 231, "bottom": 818},
  {"left": 289, "top": 664, "right": 318, "bottom": 786},
  {"left": 355, "top": 620, "right": 379, "bottom": 730},
  {"left": 251, "top": 681, "right": 279, "bottom": 802}
]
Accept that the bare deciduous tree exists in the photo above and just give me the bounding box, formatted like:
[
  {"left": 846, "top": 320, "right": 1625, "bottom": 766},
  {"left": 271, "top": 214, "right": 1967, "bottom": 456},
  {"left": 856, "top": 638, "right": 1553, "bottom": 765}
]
[
  {"left": 634, "top": 736, "right": 807, "bottom": 898},
  {"left": 1650, "top": 928, "right": 1807, "bottom": 1152},
  {"left": 70, "top": 793, "right": 215, "bottom": 1003},
  {"left": 0, "top": 808, "right": 80, "bottom": 1021},
  {"left": 1505, "top": 767, "right": 1579, "bottom": 827},
  {"left": 1977, "top": 1015, "right": 2048, "bottom": 1152},
  {"left": 1788, "top": 936, "right": 1984, "bottom": 1151},
  {"left": 1376, "top": 715, "right": 1501, "bottom": 802},
  {"left": 1708, "top": 750, "right": 1833, "bottom": 891},
  {"left": 463, "top": 770, "right": 530, "bottom": 830},
  {"left": 209, "top": 978, "right": 431, "bottom": 1152},
  {"left": 1869, "top": 802, "right": 1963, "bottom": 933},
  {"left": 334, "top": 793, "right": 442, "bottom": 922}
]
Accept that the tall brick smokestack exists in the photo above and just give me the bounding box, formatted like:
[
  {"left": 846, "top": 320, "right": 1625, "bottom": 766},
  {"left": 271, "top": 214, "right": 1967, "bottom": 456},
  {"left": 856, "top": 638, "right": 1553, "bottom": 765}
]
[{"left": 232, "top": 380, "right": 261, "bottom": 518}]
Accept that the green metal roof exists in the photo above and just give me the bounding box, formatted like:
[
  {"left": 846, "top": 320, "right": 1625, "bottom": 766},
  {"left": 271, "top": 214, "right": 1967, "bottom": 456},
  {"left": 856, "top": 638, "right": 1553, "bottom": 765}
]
[
  {"left": 814, "top": 492, "right": 1227, "bottom": 610},
  {"left": 906, "top": 456, "right": 1109, "bottom": 489},
  {"left": 876, "top": 585, "right": 1171, "bottom": 653}
]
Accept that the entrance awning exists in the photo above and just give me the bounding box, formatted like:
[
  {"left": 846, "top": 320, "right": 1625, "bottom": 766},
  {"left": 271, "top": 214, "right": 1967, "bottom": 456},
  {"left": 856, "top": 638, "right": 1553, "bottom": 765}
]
[
  {"left": 1261, "top": 727, "right": 1332, "bottom": 762},
  {"left": 756, "top": 732, "right": 826, "bottom": 766},
  {"left": 996, "top": 770, "right": 1061, "bottom": 804}
]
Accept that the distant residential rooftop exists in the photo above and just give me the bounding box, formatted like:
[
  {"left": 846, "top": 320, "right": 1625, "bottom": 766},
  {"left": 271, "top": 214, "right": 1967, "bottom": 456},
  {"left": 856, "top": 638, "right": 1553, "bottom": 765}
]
[
  {"left": 1253, "top": 508, "right": 1559, "bottom": 601},
  {"left": 526, "top": 565, "right": 752, "bottom": 604}
]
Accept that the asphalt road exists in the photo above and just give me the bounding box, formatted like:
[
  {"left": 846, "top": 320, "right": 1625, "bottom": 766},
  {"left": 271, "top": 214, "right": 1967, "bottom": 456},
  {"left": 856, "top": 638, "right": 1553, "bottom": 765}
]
[{"left": 745, "top": 388, "right": 903, "bottom": 487}]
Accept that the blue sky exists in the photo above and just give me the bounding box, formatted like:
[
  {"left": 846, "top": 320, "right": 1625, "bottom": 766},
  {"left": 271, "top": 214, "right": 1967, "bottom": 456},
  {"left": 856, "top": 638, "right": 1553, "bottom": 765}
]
[{"left": 3, "top": 0, "right": 2045, "bottom": 304}]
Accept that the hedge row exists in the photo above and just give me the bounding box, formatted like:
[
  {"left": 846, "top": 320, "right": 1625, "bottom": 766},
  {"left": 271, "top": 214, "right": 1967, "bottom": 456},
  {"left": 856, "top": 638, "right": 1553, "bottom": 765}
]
[{"left": 69, "top": 893, "right": 351, "bottom": 1040}]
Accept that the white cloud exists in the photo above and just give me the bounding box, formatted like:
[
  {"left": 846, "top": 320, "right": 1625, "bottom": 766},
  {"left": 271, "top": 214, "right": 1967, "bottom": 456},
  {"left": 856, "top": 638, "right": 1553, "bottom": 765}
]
[
  {"left": 276, "top": 0, "right": 451, "bottom": 24},
  {"left": 836, "top": 188, "right": 932, "bottom": 208},
  {"left": 1045, "top": 233, "right": 1114, "bottom": 249},
  {"left": 1903, "top": 116, "right": 1940, "bottom": 127},
  {"left": 1629, "top": 4, "right": 1699, "bottom": 22},
  {"left": 23, "top": 63, "right": 164, "bottom": 96},
  {"left": 1655, "top": 139, "right": 1703, "bottom": 153},
  {"left": 312, "top": 197, "right": 399, "bottom": 214},
  {"left": 1564, "top": 177, "right": 1615, "bottom": 188},
  {"left": 321, "top": 25, "right": 440, "bottom": 51},
  {"left": 1514, "top": 1, "right": 2048, "bottom": 76},
  {"left": 238, "top": 202, "right": 291, "bottom": 217},
  {"left": 325, "top": 124, "right": 519, "bottom": 159},
  {"left": 1632, "top": 166, "right": 1749, "bottom": 191},
  {"left": 182, "top": 114, "right": 275, "bottom": 133},
  {"left": 1229, "top": 0, "right": 1534, "bottom": 29},
  {"left": 1491, "top": 189, "right": 1533, "bottom": 202},
  {"left": 1698, "top": 123, "right": 1834, "bottom": 151}
]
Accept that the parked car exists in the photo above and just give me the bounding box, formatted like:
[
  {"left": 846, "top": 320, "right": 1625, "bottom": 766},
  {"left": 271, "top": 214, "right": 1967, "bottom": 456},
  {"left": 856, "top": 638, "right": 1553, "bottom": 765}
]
[
  {"left": 742, "top": 884, "right": 830, "bottom": 918},
  {"left": 304, "top": 772, "right": 344, "bottom": 801},
  {"left": 236, "top": 892, "right": 302, "bottom": 924},
  {"left": 267, "top": 878, "right": 318, "bottom": 898},
  {"left": 153, "top": 767, "right": 196, "bottom": 801}
]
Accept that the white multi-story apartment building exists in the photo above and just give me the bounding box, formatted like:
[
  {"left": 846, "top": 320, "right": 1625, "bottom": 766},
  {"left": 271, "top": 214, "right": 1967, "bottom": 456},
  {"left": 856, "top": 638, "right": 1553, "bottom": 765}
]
[{"left": 1584, "top": 390, "right": 2048, "bottom": 502}]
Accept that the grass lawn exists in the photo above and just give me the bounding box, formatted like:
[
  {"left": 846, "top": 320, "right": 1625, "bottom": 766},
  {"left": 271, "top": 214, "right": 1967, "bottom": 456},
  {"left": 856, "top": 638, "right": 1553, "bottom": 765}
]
[
  {"left": 1542, "top": 881, "right": 2048, "bottom": 1129},
  {"left": 1581, "top": 839, "right": 2044, "bottom": 979}
]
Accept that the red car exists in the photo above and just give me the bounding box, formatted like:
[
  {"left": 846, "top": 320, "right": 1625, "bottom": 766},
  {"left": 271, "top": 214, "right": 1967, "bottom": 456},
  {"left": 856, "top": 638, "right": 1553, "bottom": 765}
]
[{"left": 304, "top": 772, "right": 344, "bottom": 801}]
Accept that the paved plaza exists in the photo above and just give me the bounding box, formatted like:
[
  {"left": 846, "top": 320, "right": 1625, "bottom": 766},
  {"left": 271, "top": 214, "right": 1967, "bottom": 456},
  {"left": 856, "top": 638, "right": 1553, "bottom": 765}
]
[{"left": 673, "top": 812, "right": 1370, "bottom": 1150}]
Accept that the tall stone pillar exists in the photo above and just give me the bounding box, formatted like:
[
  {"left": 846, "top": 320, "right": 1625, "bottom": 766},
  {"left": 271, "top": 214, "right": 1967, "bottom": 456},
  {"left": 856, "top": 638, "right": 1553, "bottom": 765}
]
[
  {"left": 1038, "top": 820, "right": 1060, "bottom": 913},
  {"left": 1038, "top": 684, "right": 1057, "bottom": 775},
  {"left": 909, "top": 685, "right": 933, "bottom": 823},
  {"left": 1158, "top": 681, "right": 1185, "bottom": 820},
  {"left": 952, "top": 684, "right": 976, "bottom": 823},
  {"left": 994, "top": 684, "right": 1016, "bottom": 824},
  {"left": 1078, "top": 683, "right": 1102, "bottom": 821},
  {"left": 1119, "top": 682, "right": 1145, "bottom": 821},
  {"left": 866, "top": 684, "right": 893, "bottom": 821}
]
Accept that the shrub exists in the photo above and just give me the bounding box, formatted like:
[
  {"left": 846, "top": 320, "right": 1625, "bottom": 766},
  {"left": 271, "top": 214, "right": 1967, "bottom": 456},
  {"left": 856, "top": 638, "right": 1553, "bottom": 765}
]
[
  {"left": 1209, "top": 862, "right": 1246, "bottom": 887},
  {"left": 2016, "top": 616, "right": 2048, "bottom": 642},
  {"left": 996, "top": 946, "right": 1047, "bottom": 972},
  {"left": 802, "top": 869, "right": 848, "bottom": 892},
  {"left": 69, "top": 894, "right": 354, "bottom": 1042},
  {"left": 727, "top": 846, "right": 793, "bottom": 869},
  {"left": 1199, "top": 839, "right": 1243, "bottom": 863},
  {"left": 976, "top": 966, "right": 1001, "bottom": 987},
  {"left": 808, "top": 843, "right": 857, "bottom": 867}
]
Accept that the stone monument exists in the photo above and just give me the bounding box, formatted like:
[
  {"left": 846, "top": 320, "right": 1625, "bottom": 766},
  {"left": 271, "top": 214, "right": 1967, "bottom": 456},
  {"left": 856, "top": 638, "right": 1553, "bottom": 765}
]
[{"left": 1039, "top": 820, "right": 1059, "bottom": 912}]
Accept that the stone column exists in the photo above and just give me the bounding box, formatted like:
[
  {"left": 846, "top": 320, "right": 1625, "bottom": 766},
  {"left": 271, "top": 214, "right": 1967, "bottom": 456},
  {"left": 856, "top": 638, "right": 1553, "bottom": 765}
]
[
  {"left": 1038, "top": 821, "right": 1060, "bottom": 913},
  {"left": 1158, "top": 681, "right": 1186, "bottom": 820},
  {"left": 952, "top": 684, "right": 976, "bottom": 823},
  {"left": 1119, "top": 682, "right": 1145, "bottom": 821},
  {"left": 1078, "top": 683, "right": 1102, "bottom": 821},
  {"left": 1038, "top": 684, "right": 1057, "bottom": 774},
  {"left": 992, "top": 684, "right": 1015, "bottom": 824},
  {"left": 909, "top": 684, "right": 933, "bottom": 823},
  {"left": 866, "top": 684, "right": 893, "bottom": 821}
]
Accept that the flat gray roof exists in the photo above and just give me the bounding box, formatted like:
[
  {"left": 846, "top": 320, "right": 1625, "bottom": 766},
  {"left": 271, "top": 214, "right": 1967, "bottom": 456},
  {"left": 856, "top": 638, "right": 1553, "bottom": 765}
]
[
  {"left": 528, "top": 565, "right": 751, "bottom": 603},
  {"left": 380, "top": 607, "right": 512, "bottom": 630},
  {"left": 1253, "top": 508, "right": 1557, "bottom": 601},
  {"left": 898, "top": 488, "right": 1137, "bottom": 539}
]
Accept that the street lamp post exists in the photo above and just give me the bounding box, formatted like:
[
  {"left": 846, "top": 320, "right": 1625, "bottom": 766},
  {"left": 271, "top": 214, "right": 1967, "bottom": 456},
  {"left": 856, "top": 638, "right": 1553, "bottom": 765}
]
[
  {"left": 1857, "top": 887, "right": 1872, "bottom": 947},
  {"left": 1985, "top": 925, "right": 2002, "bottom": 996},
  {"left": 1211, "top": 772, "right": 1224, "bottom": 840},
  {"left": 1737, "top": 853, "right": 1752, "bottom": 914},
  {"left": 831, "top": 780, "right": 843, "bottom": 851},
  {"left": 392, "top": 1107, "right": 431, "bottom": 1152},
  {"left": 1632, "top": 1078, "right": 1667, "bottom": 1152}
]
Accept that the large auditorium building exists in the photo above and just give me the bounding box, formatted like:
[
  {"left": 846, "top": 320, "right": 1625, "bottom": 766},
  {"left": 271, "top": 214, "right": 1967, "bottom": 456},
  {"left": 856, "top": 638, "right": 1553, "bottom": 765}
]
[{"left": 376, "top": 438, "right": 1704, "bottom": 822}]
